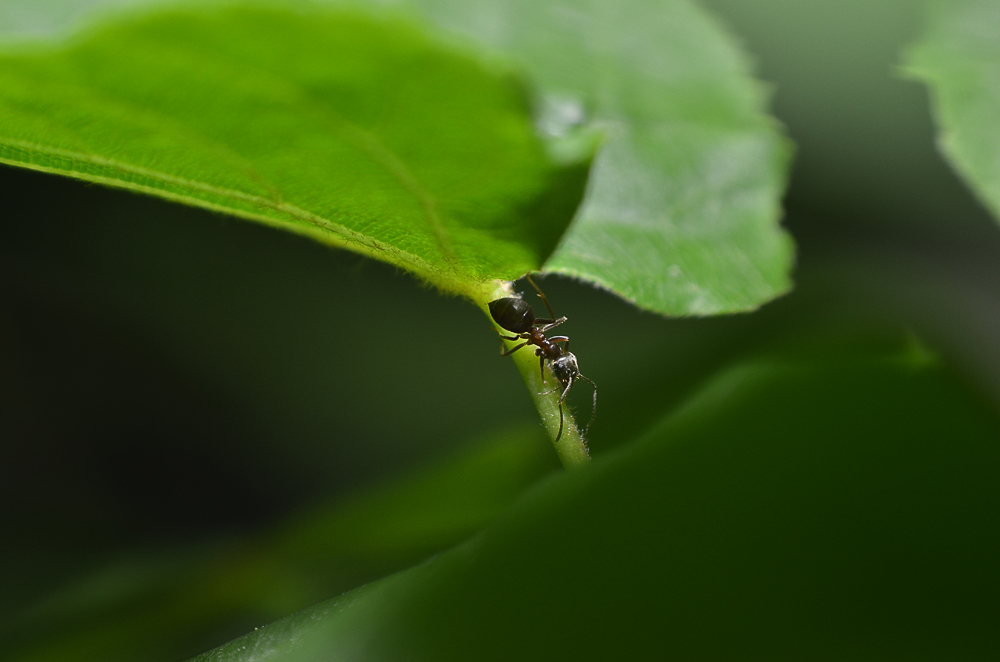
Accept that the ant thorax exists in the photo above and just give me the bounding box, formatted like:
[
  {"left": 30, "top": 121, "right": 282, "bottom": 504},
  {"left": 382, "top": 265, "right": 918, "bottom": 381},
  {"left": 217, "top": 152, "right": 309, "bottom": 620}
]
[{"left": 549, "top": 352, "right": 580, "bottom": 385}]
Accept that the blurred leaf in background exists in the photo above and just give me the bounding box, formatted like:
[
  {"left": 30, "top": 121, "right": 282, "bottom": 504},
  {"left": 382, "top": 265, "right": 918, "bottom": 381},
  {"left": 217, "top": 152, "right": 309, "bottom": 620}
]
[
  {"left": 905, "top": 0, "right": 1000, "bottom": 225},
  {"left": 3, "top": 427, "right": 557, "bottom": 662},
  {"left": 200, "top": 342, "right": 1000, "bottom": 660}
]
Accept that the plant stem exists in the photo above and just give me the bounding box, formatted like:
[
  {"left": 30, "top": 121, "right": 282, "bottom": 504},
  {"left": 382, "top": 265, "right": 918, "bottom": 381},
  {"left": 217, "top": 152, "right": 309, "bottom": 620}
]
[{"left": 472, "top": 280, "right": 591, "bottom": 468}]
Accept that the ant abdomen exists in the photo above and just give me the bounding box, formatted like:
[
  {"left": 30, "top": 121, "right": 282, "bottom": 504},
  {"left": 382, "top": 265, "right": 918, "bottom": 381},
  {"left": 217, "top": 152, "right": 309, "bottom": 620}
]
[{"left": 489, "top": 297, "right": 535, "bottom": 334}]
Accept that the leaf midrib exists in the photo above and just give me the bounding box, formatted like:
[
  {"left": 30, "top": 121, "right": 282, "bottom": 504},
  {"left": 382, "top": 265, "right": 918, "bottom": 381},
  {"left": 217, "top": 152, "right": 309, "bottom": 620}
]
[
  {"left": 3, "top": 32, "right": 462, "bottom": 272},
  {"left": 0, "top": 136, "right": 447, "bottom": 286}
]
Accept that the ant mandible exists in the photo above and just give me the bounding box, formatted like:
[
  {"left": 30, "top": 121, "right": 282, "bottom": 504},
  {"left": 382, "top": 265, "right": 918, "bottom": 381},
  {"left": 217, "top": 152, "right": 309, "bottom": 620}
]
[{"left": 488, "top": 274, "right": 596, "bottom": 442}]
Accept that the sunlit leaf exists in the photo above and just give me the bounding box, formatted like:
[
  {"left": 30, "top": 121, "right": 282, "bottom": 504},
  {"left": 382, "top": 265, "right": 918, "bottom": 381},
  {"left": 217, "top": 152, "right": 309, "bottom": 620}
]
[
  {"left": 0, "top": 5, "right": 578, "bottom": 297},
  {"left": 393, "top": 0, "right": 795, "bottom": 314}
]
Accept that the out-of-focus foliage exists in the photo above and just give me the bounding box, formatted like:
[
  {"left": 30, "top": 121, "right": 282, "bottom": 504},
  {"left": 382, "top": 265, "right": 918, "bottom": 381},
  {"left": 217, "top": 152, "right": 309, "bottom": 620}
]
[
  {"left": 4, "top": 428, "right": 557, "bottom": 662},
  {"left": 906, "top": 0, "right": 1000, "bottom": 225},
  {"left": 198, "top": 345, "right": 1000, "bottom": 661}
]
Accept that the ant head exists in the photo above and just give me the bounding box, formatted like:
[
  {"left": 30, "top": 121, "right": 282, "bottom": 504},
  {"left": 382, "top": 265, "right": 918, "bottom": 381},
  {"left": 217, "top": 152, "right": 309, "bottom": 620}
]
[{"left": 550, "top": 352, "right": 580, "bottom": 385}]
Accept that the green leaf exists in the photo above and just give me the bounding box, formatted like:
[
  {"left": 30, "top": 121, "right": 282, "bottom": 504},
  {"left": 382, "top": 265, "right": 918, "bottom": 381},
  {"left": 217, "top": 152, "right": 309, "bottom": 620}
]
[
  {"left": 394, "top": 0, "right": 795, "bottom": 314},
  {"left": 1, "top": 0, "right": 794, "bottom": 316},
  {"left": 905, "top": 0, "right": 1000, "bottom": 224},
  {"left": 194, "top": 345, "right": 1000, "bottom": 660},
  {"left": 0, "top": 4, "right": 576, "bottom": 298}
]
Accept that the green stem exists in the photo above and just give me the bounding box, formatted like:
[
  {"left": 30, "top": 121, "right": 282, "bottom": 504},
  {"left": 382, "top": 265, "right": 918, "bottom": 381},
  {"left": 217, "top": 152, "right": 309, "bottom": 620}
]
[{"left": 471, "top": 280, "right": 591, "bottom": 468}]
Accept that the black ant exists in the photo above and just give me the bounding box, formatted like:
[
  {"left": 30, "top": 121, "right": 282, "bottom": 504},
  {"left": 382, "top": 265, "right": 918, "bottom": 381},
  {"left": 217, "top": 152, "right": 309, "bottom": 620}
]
[{"left": 488, "top": 275, "right": 596, "bottom": 442}]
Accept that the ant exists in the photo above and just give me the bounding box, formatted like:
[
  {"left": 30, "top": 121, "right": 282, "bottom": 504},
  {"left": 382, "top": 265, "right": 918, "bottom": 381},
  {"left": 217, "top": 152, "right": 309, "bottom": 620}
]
[{"left": 488, "top": 275, "right": 596, "bottom": 442}]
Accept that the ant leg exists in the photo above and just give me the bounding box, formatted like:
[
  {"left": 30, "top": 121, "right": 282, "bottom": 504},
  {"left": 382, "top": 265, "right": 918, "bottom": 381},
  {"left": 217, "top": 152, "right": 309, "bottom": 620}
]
[
  {"left": 526, "top": 274, "right": 559, "bottom": 321},
  {"left": 554, "top": 375, "right": 574, "bottom": 442},
  {"left": 537, "top": 317, "right": 568, "bottom": 332},
  {"left": 501, "top": 340, "right": 530, "bottom": 357},
  {"left": 559, "top": 375, "right": 574, "bottom": 403},
  {"left": 549, "top": 336, "right": 570, "bottom": 351},
  {"left": 498, "top": 333, "right": 524, "bottom": 354},
  {"left": 555, "top": 401, "right": 564, "bottom": 442},
  {"left": 538, "top": 353, "right": 546, "bottom": 382}
]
